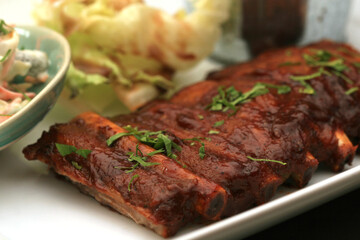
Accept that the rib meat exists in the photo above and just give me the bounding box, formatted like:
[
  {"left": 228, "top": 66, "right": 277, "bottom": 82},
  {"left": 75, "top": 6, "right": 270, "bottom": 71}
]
[
  {"left": 23, "top": 112, "right": 227, "bottom": 237},
  {"left": 23, "top": 40, "right": 360, "bottom": 237}
]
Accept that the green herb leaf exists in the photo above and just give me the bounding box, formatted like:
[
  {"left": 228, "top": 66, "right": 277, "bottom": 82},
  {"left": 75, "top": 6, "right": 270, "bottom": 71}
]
[
  {"left": 127, "top": 144, "right": 160, "bottom": 168},
  {"left": 107, "top": 126, "right": 182, "bottom": 162},
  {"left": 352, "top": 62, "right": 360, "bottom": 69},
  {"left": 247, "top": 156, "right": 287, "bottom": 165},
  {"left": 128, "top": 174, "right": 139, "bottom": 192},
  {"left": 183, "top": 137, "right": 211, "bottom": 142},
  {"left": 147, "top": 149, "right": 165, "bottom": 157},
  {"left": 290, "top": 71, "right": 322, "bottom": 81},
  {"left": 0, "top": 49, "right": 11, "bottom": 63},
  {"left": 199, "top": 143, "right": 205, "bottom": 159},
  {"left": 331, "top": 70, "right": 353, "bottom": 84},
  {"left": 55, "top": 143, "right": 92, "bottom": 159},
  {"left": 55, "top": 143, "right": 77, "bottom": 156},
  {"left": 278, "top": 61, "right": 301, "bottom": 67},
  {"left": 213, "top": 120, "right": 224, "bottom": 127},
  {"left": 345, "top": 87, "right": 359, "bottom": 95},
  {"left": 207, "top": 83, "right": 292, "bottom": 114},
  {"left": 208, "top": 130, "right": 220, "bottom": 135},
  {"left": 106, "top": 132, "right": 132, "bottom": 146},
  {"left": 198, "top": 114, "right": 204, "bottom": 120},
  {"left": 75, "top": 149, "right": 92, "bottom": 159},
  {"left": 258, "top": 83, "right": 291, "bottom": 94},
  {"left": 71, "top": 161, "right": 82, "bottom": 170}
]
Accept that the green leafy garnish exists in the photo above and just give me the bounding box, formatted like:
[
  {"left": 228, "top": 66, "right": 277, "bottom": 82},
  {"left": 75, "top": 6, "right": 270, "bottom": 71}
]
[
  {"left": 208, "top": 130, "right": 220, "bottom": 135},
  {"left": 290, "top": 70, "right": 322, "bottom": 95},
  {"left": 55, "top": 143, "right": 92, "bottom": 159},
  {"left": 213, "top": 120, "right": 224, "bottom": 127},
  {"left": 247, "top": 156, "right": 287, "bottom": 165},
  {"left": 290, "top": 70, "right": 322, "bottom": 82},
  {"left": 0, "top": 49, "right": 11, "bottom": 63},
  {"left": 116, "top": 144, "right": 160, "bottom": 173},
  {"left": 207, "top": 83, "right": 290, "bottom": 113},
  {"left": 259, "top": 83, "right": 292, "bottom": 94},
  {"left": 127, "top": 144, "right": 160, "bottom": 167},
  {"left": 183, "top": 137, "right": 211, "bottom": 142},
  {"left": 292, "top": 50, "right": 353, "bottom": 93},
  {"left": 331, "top": 70, "right": 353, "bottom": 84},
  {"left": 128, "top": 174, "right": 139, "bottom": 192},
  {"left": 198, "top": 114, "right": 204, "bottom": 120},
  {"left": 147, "top": 149, "right": 165, "bottom": 157},
  {"left": 279, "top": 61, "right": 301, "bottom": 67},
  {"left": 345, "top": 87, "right": 359, "bottom": 95},
  {"left": 107, "top": 125, "right": 182, "bottom": 163},
  {"left": 352, "top": 62, "right": 360, "bottom": 69},
  {"left": 106, "top": 132, "right": 134, "bottom": 146},
  {"left": 71, "top": 161, "right": 82, "bottom": 170},
  {"left": 199, "top": 143, "right": 205, "bottom": 159}
]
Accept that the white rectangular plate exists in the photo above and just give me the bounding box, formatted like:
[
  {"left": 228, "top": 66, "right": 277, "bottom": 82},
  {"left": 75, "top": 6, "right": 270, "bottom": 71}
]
[{"left": 1, "top": 58, "right": 360, "bottom": 240}]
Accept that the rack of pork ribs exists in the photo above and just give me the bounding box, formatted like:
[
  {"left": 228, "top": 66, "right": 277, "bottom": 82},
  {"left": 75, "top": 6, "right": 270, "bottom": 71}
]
[{"left": 23, "top": 41, "right": 360, "bottom": 238}]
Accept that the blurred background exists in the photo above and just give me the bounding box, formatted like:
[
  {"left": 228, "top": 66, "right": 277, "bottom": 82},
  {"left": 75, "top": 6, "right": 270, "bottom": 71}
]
[{"left": 3, "top": 0, "right": 360, "bottom": 63}]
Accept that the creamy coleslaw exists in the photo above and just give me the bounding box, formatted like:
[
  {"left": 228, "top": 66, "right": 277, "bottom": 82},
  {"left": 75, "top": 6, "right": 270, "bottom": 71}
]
[{"left": 0, "top": 20, "right": 48, "bottom": 123}]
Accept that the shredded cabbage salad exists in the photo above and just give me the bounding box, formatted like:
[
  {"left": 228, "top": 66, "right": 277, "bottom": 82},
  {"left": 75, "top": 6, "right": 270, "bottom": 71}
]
[{"left": 33, "top": 0, "right": 230, "bottom": 111}]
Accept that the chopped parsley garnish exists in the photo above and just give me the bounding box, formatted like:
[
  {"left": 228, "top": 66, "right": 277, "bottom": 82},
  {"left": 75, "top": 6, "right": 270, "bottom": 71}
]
[
  {"left": 55, "top": 143, "right": 92, "bottom": 159},
  {"left": 127, "top": 144, "right": 160, "bottom": 167},
  {"left": 290, "top": 50, "right": 354, "bottom": 94},
  {"left": 0, "top": 49, "right": 11, "bottom": 63},
  {"left": 183, "top": 137, "right": 211, "bottom": 142},
  {"left": 55, "top": 143, "right": 91, "bottom": 170},
  {"left": 247, "top": 156, "right": 287, "bottom": 165},
  {"left": 289, "top": 70, "right": 322, "bottom": 95},
  {"left": 345, "top": 87, "right": 359, "bottom": 95},
  {"left": 198, "top": 114, "right": 204, "bottom": 120},
  {"left": 71, "top": 161, "right": 82, "bottom": 170},
  {"left": 279, "top": 61, "right": 301, "bottom": 67},
  {"left": 285, "top": 50, "right": 292, "bottom": 56},
  {"left": 207, "top": 83, "right": 290, "bottom": 113},
  {"left": 183, "top": 137, "right": 211, "bottom": 159},
  {"left": 213, "top": 120, "right": 224, "bottom": 127},
  {"left": 290, "top": 70, "right": 322, "bottom": 82},
  {"left": 332, "top": 70, "right": 353, "bottom": 84},
  {"left": 208, "top": 130, "right": 220, "bottom": 135},
  {"left": 115, "top": 144, "right": 160, "bottom": 173},
  {"left": 147, "top": 149, "right": 165, "bottom": 157},
  {"left": 107, "top": 125, "right": 182, "bottom": 163},
  {"left": 199, "top": 143, "right": 205, "bottom": 159},
  {"left": 128, "top": 174, "right": 139, "bottom": 192},
  {"left": 352, "top": 62, "right": 360, "bottom": 69}
]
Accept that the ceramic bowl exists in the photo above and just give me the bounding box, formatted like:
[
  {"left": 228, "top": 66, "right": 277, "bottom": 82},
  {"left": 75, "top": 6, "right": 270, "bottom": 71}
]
[{"left": 0, "top": 25, "right": 71, "bottom": 150}]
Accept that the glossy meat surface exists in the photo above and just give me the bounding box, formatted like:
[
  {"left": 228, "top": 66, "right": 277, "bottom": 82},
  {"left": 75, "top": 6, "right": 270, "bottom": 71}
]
[
  {"left": 24, "top": 41, "right": 360, "bottom": 237},
  {"left": 23, "top": 112, "right": 227, "bottom": 237}
]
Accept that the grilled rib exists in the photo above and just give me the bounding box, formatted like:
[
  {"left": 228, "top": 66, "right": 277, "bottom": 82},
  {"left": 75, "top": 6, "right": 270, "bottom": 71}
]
[
  {"left": 23, "top": 112, "right": 227, "bottom": 237},
  {"left": 24, "top": 40, "right": 360, "bottom": 237}
]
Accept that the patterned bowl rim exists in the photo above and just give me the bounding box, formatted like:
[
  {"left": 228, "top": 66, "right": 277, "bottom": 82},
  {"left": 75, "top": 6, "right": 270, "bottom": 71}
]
[{"left": 0, "top": 25, "right": 71, "bottom": 130}]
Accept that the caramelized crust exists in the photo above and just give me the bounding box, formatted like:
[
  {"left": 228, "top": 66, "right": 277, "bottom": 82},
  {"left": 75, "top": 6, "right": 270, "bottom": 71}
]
[{"left": 24, "top": 40, "right": 360, "bottom": 237}]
